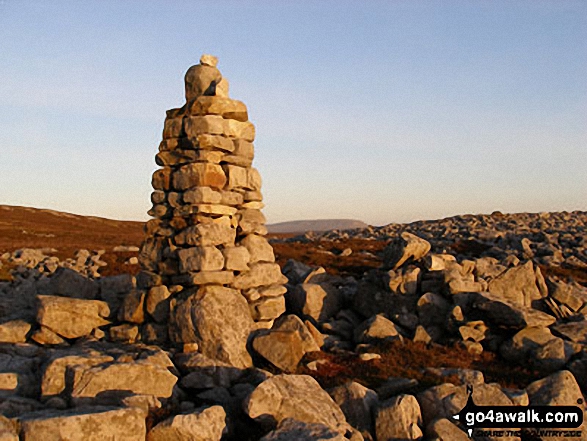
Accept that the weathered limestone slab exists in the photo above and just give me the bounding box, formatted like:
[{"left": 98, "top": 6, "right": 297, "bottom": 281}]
[
  {"left": 245, "top": 375, "right": 351, "bottom": 435},
  {"left": 147, "top": 405, "right": 227, "bottom": 441},
  {"left": 37, "top": 296, "right": 110, "bottom": 339},
  {"left": 18, "top": 407, "right": 146, "bottom": 441}
]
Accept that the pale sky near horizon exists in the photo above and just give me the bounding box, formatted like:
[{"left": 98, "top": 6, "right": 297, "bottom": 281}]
[{"left": 0, "top": 0, "right": 585, "bottom": 226}]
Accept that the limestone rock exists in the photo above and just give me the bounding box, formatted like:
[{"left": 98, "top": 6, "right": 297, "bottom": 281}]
[
  {"left": 100, "top": 274, "right": 135, "bottom": 314},
  {"left": 222, "top": 246, "right": 251, "bottom": 271},
  {"left": 169, "top": 286, "right": 254, "bottom": 368},
  {"left": 177, "top": 246, "right": 225, "bottom": 272},
  {"left": 185, "top": 63, "right": 222, "bottom": 100},
  {"left": 233, "top": 263, "right": 287, "bottom": 290},
  {"left": 172, "top": 163, "right": 227, "bottom": 191},
  {"left": 147, "top": 405, "right": 227, "bottom": 441},
  {"left": 289, "top": 282, "right": 342, "bottom": 323},
  {"left": 252, "top": 331, "right": 305, "bottom": 373},
  {"left": 383, "top": 232, "right": 431, "bottom": 270},
  {"left": 240, "top": 234, "right": 275, "bottom": 263},
  {"left": 471, "top": 292, "right": 556, "bottom": 328},
  {"left": 146, "top": 285, "right": 172, "bottom": 323},
  {"left": 252, "top": 315, "right": 319, "bottom": 373},
  {"left": 260, "top": 418, "right": 347, "bottom": 441},
  {"left": 245, "top": 375, "right": 351, "bottom": 435},
  {"left": 118, "top": 289, "right": 146, "bottom": 324},
  {"left": 526, "top": 370, "right": 585, "bottom": 406},
  {"left": 375, "top": 394, "right": 423, "bottom": 441},
  {"left": 551, "top": 321, "right": 587, "bottom": 345},
  {"left": 328, "top": 382, "right": 378, "bottom": 436},
  {"left": 109, "top": 324, "right": 139, "bottom": 343},
  {"left": 18, "top": 407, "right": 146, "bottom": 441},
  {"left": 41, "top": 353, "right": 115, "bottom": 398},
  {"left": 249, "top": 296, "right": 286, "bottom": 321},
  {"left": 417, "top": 292, "right": 450, "bottom": 327},
  {"left": 526, "top": 370, "right": 586, "bottom": 441},
  {"left": 37, "top": 295, "right": 110, "bottom": 339},
  {"left": 354, "top": 314, "right": 401, "bottom": 344},
  {"left": 70, "top": 361, "right": 178, "bottom": 403},
  {"left": 428, "top": 418, "right": 469, "bottom": 441},
  {"left": 176, "top": 352, "right": 243, "bottom": 389},
  {"left": 47, "top": 267, "right": 99, "bottom": 300},
  {"left": 0, "top": 320, "right": 31, "bottom": 343},
  {"left": 31, "top": 326, "right": 65, "bottom": 345},
  {"left": 488, "top": 261, "right": 544, "bottom": 307}
]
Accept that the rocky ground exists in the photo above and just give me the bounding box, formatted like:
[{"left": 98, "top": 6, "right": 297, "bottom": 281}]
[{"left": 0, "top": 209, "right": 585, "bottom": 440}]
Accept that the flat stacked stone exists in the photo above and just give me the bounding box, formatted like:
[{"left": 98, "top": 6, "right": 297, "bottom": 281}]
[{"left": 138, "top": 55, "right": 287, "bottom": 360}]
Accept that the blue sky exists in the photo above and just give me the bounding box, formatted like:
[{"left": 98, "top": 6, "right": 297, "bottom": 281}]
[{"left": 0, "top": 0, "right": 585, "bottom": 225}]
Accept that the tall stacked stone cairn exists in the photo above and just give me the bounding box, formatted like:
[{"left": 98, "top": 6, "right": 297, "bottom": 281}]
[{"left": 138, "top": 54, "right": 287, "bottom": 368}]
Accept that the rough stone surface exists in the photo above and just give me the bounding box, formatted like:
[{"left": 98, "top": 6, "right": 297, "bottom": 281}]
[
  {"left": 245, "top": 374, "right": 351, "bottom": 435},
  {"left": 260, "top": 418, "right": 347, "bottom": 441},
  {"left": 328, "top": 381, "right": 378, "bottom": 436},
  {"left": 383, "top": 232, "right": 431, "bottom": 270},
  {"left": 375, "top": 394, "right": 423, "bottom": 441},
  {"left": 0, "top": 320, "right": 31, "bottom": 343},
  {"left": 18, "top": 407, "right": 146, "bottom": 441},
  {"left": 37, "top": 296, "right": 110, "bottom": 339},
  {"left": 70, "top": 361, "right": 178, "bottom": 402},
  {"left": 147, "top": 405, "right": 226, "bottom": 441},
  {"left": 169, "top": 286, "right": 254, "bottom": 368}
]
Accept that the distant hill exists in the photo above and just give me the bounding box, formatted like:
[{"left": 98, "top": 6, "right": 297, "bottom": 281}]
[
  {"left": 0, "top": 205, "right": 144, "bottom": 257},
  {"left": 267, "top": 219, "right": 368, "bottom": 234}
]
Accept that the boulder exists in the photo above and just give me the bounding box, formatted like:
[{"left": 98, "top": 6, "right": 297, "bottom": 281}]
[
  {"left": 245, "top": 374, "right": 351, "bottom": 435},
  {"left": 328, "top": 381, "right": 378, "bottom": 436},
  {"left": 551, "top": 321, "right": 587, "bottom": 345},
  {"left": 375, "top": 394, "right": 423, "bottom": 441},
  {"left": 99, "top": 274, "right": 135, "bottom": 314},
  {"left": 147, "top": 405, "right": 226, "bottom": 441},
  {"left": 428, "top": 418, "right": 469, "bottom": 441},
  {"left": 470, "top": 292, "right": 556, "bottom": 328},
  {"left": 354, "top": 314, "right": 401, "bottom": 344},
  {"left": 288, "top": 283, "right": 342, "bottom": 323},
  {"left": 41, "top": 353, "right": 115, "bottom": 398},
  {"left": 488, "top": 261, "right": 544, "bottom": 307},
  {"left": 37, "top": 295, "right": 110, "bottom": 339},
  {"left": 525, "top": 370, "right": 586, "bottom": 441},
  {"left": 47, "top": 267, "right": 99, "bottom": 300},
  {"left": 417, "top": 293, "right": 450, "bottom": 327},
  {"left": 176, "top": 352, "right": 243, "bottom": 389},
  {"left": 383, "top": 232, "right": 431, "bottom": 270},
  {"left": 117, "top": 289, "right": 146, "bottom": 324},
  {"left": 70, "top": 361, "right": 178, "bottom": 403},
  {"left": 418, "top": 382, "right": 512, "bottom": 431},
  {"left": 252, "top": 315, "right": 319, "bottom": 373},
  {"left": 169, "top": 286, "right": 254, "bottom": 368},
  {"left": 526, "top": 370, "right": 585, "bottom": 406},
  {"left": 18, "top": 407, "right": 146, "bottom": 441}
]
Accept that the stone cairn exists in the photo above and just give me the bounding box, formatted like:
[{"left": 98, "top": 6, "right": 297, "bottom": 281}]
[{"left": 138, "top": 54, "right": 287, "bottom": 367}]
